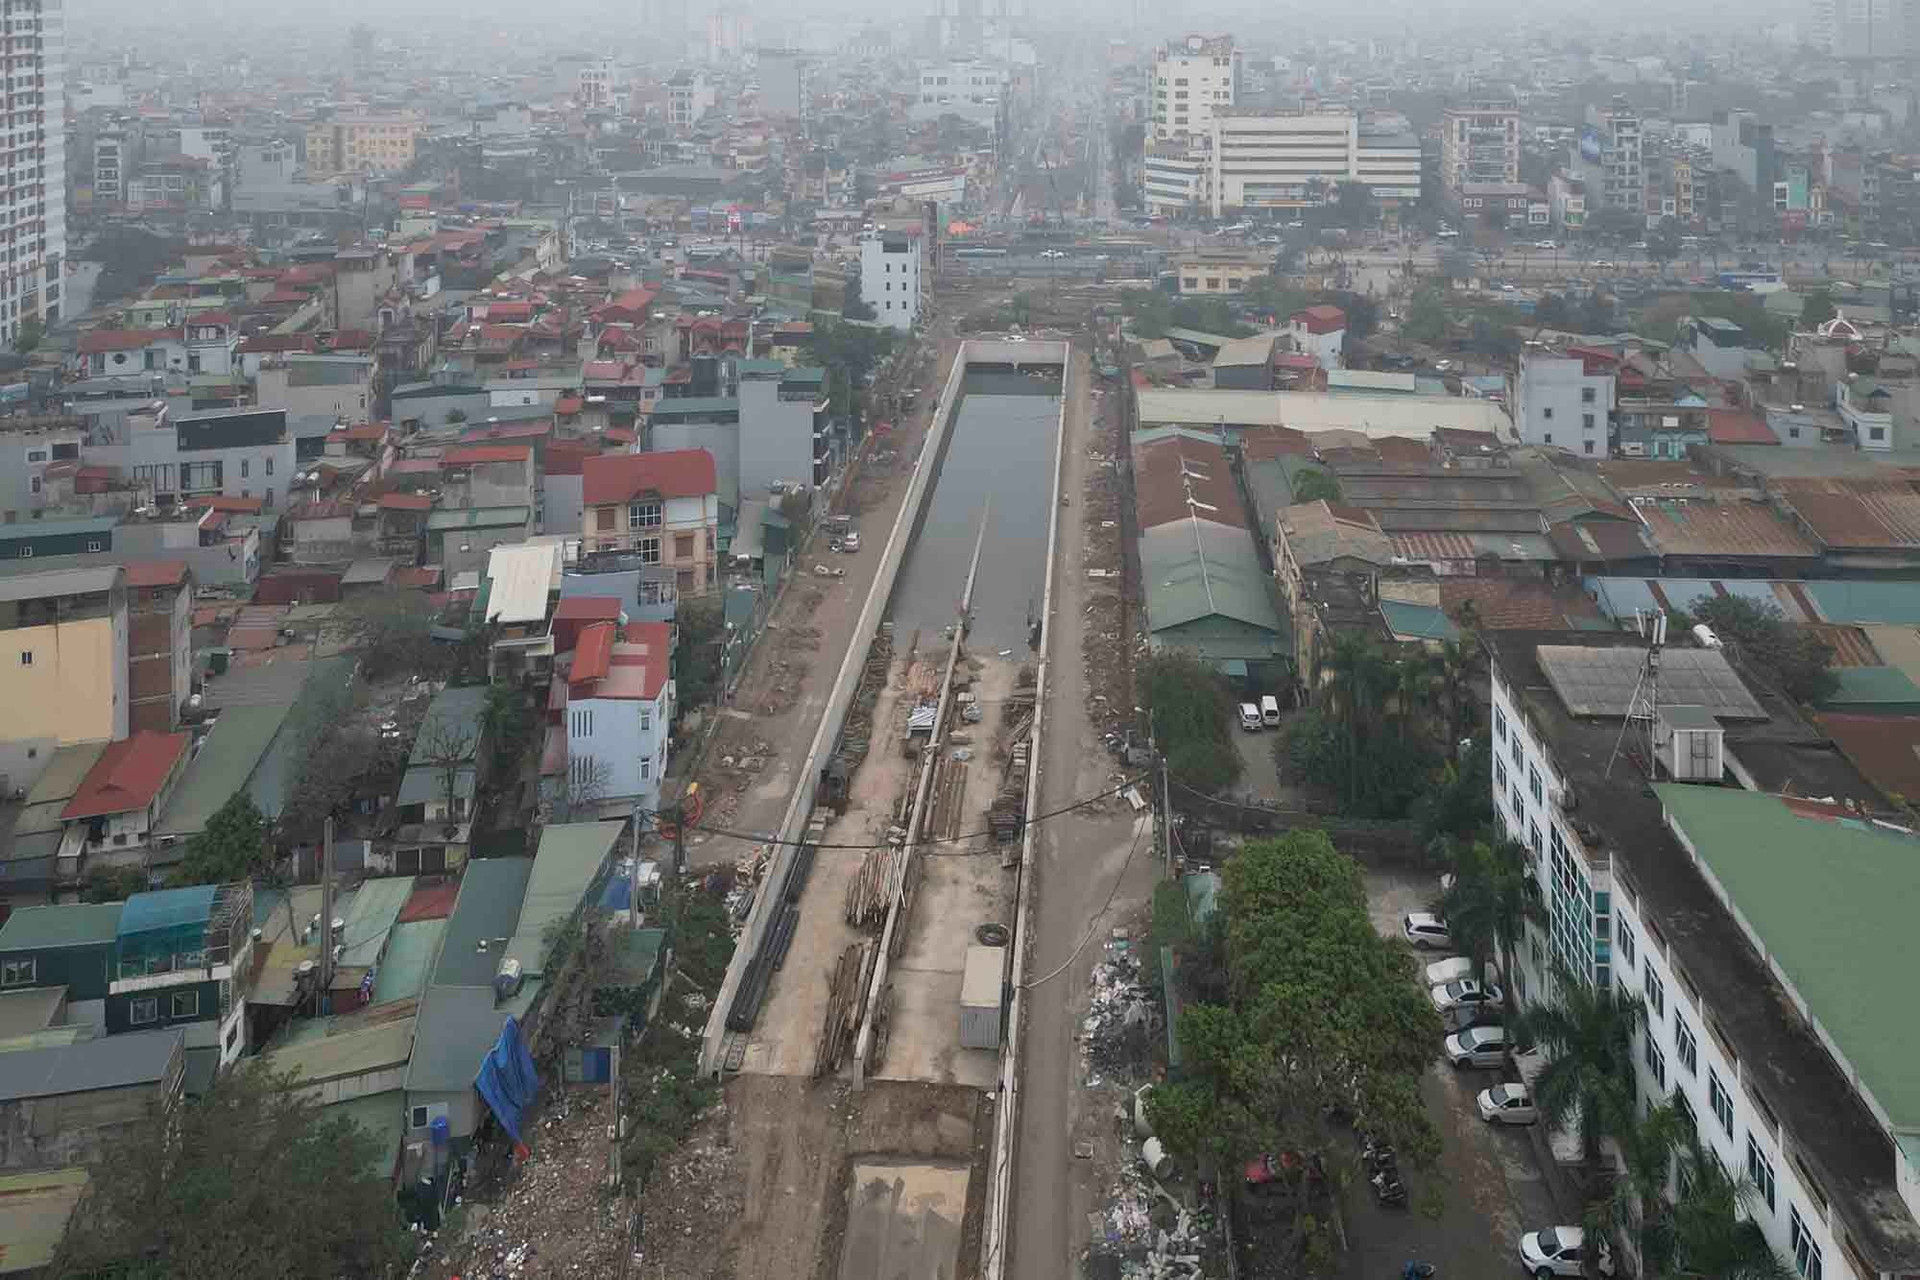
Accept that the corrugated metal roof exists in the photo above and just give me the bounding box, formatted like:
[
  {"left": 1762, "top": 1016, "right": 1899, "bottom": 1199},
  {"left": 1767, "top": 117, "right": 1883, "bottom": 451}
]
[
  {"left": 429, "top": 857, "right": 533, "bottom": 990},
  {"left": 0, "top": 1168, "right": 88, "bottom": 1272},
  {"left": 484, "top": 542, "right": 561, "bottom": 624},
  {"left": 504, "top": 822, "right": 624, "bottom": 975},
  {"left": 257, "top": 1016, "right": 416, "bottom": 1085},
  {"left": 154, "top": 704, "right": 293, "bottom": 838},
  {"left": 1632, "top": 499, "right": 1819, "bottom": 558},
  {"left": 1821, "top": 665, "right": 1920, "bottom": 706},
  {"left": 1774, "top": 478, "right": 1920, "bottom": 550},
  {"left": 371, "top": 918, "right": 448, "bottom": 1005},
  {"left": 1140, "top": 518, "right": 1284, "bottom": 637},
  {"left": 0, "top": 903, "right": 123, "bottom": 951},
  {"left": 337, "top": 876, "right": 418, "bottom": 969},
  {"left": 0, "top": 1027, "right": 180, "bottom": 1100},
  {"left": 1380, "top": 599, "right": 1460, "bottom": 641},
  {"left": 1807, "top": 581, "right": 1920, "bottom": 626},
  {"left": 0, "top": 565, "right": 121, "bottom": 601}
]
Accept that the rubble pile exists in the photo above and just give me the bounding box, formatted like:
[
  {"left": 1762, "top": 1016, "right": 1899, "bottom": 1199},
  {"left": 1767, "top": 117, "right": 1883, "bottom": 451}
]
[
  {"left": 1082, "top": 944, "right": 1157, "bottom": 1080},
  {"left": 1088, "top": 1164, "right": 1205, "bottom": 1280}
]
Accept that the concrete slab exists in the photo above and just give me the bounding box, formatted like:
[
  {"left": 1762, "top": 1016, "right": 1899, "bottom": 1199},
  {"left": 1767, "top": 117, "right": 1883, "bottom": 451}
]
[{"left": 838, "top": 1159, "right": 971, "bottom": 1280}]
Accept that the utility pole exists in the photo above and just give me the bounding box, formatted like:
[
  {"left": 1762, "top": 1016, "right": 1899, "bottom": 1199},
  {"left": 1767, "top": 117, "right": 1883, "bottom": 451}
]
[{"left": 317, "top": 816, "right": 334, "bottom": 1014}]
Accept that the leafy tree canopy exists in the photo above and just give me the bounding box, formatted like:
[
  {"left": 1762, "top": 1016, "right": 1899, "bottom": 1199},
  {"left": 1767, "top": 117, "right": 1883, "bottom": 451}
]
[
  {"left": 1290, "top": 468, "right": 1342, "bottom": 504},
  {"left": 174, "top": 792, "right": 271, "bottom": 886},
  {"left": 1682, "top": 593, "right": 1838, "bottom": 704},
  {"left": 1139, "top": 651, "right": 1243, "bottom": 794},
  {"left": 55, "top": 1065, "right": 412, "bottom": 1278}
]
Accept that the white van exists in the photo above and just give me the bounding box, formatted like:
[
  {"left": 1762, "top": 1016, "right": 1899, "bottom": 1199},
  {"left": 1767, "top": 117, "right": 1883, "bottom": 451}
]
[{"left": 1259, "top": 695, "right": 1281, "bottom": 728}]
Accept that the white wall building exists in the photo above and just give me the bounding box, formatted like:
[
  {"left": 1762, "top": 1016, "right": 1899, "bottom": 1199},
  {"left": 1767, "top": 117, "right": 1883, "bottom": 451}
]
[
  {"left": 1149, "top": 34, "right": 1239, "bottom": 143},
  {"left": 1143, "top": 145, "right": 1208, "bottom": 216},
  {"left": 861, "top": 230, "right": 922, "bottom": 331},
  {"left": 1513, "top": 353, "right": 1614, "bottom": 455},
  {"left": 4, "top": 0, "right": 66, "bottom": 349},
  {"left": 564, "top": 620, "right": 674, "bottom": 817},
  {"left": 1201, "top": 111, "right": 1421, "bottom": 218},
  {"left": 1487, "top": 632, "right": 1920, "bottom": 1280},
  {"left": 913, "top": 60, "right": 1007, "bottom": 124}
]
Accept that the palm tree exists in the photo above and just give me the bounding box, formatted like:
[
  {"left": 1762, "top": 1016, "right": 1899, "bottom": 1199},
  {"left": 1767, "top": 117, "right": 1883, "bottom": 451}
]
[
  {"left": 1588, "top": 1100, "right": 1690, "bottom": 1277},
  {"left": 1514, "top": 961, "right": 1645, "bottom": 1164},
  {"left": 1645, "top": 1125, "right": 1795, "bottom": 1280},
  {"left": 1439, "top": 839, "right": 1543, "bottom": 990},
  {"left": 1391, "top": 651, "right": 1436, "bottom": 742},
  {"left": 1433, "top": 637, "right": 1478, "bottom": 748}
]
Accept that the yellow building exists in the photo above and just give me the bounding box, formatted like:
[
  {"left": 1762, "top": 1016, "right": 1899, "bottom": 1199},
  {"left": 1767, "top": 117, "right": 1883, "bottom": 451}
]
[
  {"left": 0, "top": 567, "right": 130, "bottom": 765},
  {"left": 1171, "top": 250, "right": 1270, "bottom": 296},
  {"left": 305, "top": 114, "right": 421, "bottom": 176}
]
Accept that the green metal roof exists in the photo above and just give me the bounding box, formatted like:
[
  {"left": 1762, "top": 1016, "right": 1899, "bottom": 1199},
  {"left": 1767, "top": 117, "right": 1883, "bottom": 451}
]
[
  {"left": 154, "top": 704, "right": 294, "bottom": 838},
  {"left": 1381, "top": 599, "right": 1461, "bottom": 642},
  {"left": 0, "top": 903, "right": 123, "bottom": 952},
  {"left": 370, "top": 918, "right": 447, "bottom": 1006},
  {"left": 1805, "top": 580, "right": 1920, "bottom": 626},
  {"left": 649, "top": 395, "right": 740, "bottom": 418},
  {"left": 337, "top": 876, "right": 417, "bottom": 969},
  {"left": 504, "top": 822, "right": 624, "bottom": 975},
  {"left": 425, "top": 506, "right": 531, "bottom": 532},
  {"left": 1655, "top": 784, "right": 1920, "bottom": 1129},
  {"left": 257, "top": 1016, "right": 416, "bottom": 1086},
  {"left": 1139, "top": 519, "right": 1284, "bottom": 639},
  {"left": 1820, "top": 665, "right": 1920, "bottom": 707}
]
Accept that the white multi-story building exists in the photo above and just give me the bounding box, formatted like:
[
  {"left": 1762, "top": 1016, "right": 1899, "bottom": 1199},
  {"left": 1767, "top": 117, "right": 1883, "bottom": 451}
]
[
  {"left": 1201, "top": 111, "right": 1420, "bottom": 219},
  {"left": 861, "top": 229, "right": 922, "bottom": 331},
  {"left": 2, "top": 0, "right": 65, "bottom": 350},
  {"left": 1577, "top": 97, "right": 1643, "bottom": 216},
  {"left": 564, "top": 619, "right": 674, "bottom": 818},
  {"left": 1143, "top": 143, "right": 1208, "bottom": 216},
  {"left": 912, "top": 60, "right": 1007, "bottom": 124},
  {"left": 1149, "top": 34, "right": 1238, "bottom": 143},
  {"left": 1513, "top": 352, "right": 1614, "bottom": 455},
  {"left": 1441, "top": 94, "right": 1521, "bottom": 195},
  {"left": 1486, "top": 629, "right": 1920, "bottom": 1280}
]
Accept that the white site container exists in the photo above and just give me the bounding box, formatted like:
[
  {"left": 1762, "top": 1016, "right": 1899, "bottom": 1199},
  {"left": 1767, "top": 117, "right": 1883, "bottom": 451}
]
[{"left": 959, "top": 944, "right": 1006, "bottom": 1051}]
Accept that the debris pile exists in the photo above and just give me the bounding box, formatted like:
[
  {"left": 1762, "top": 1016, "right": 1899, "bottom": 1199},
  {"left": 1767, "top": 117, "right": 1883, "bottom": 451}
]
[
  {"left": 1089, "top": 1164, "right": 1205, "bottom": 1280},
  {"left": 814, "top": 939, "right": 877, "bottom": 1076},
  {"left": 1082, "top": 942, "right": 1157, "bottom": 1080}
]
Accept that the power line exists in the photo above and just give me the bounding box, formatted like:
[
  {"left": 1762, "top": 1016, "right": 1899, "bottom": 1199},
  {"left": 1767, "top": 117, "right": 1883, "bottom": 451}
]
[
  {"left": 635, "top": 772, "right": 1150, "bottom": 853},
  {"left": 1019, "top": 809, "right": 1148, "bottom": 990}
]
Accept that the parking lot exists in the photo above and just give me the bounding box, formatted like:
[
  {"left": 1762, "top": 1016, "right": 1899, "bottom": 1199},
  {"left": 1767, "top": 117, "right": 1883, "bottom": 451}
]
[{"left": 1343, "top": 869, "right": 1570, "bottom": 1280}]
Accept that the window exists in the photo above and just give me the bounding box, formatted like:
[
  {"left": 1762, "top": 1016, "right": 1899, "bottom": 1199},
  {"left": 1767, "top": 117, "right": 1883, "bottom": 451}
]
[
  {"left": 1583, "top": 413, "right": 1596, "bottom": 429},
  {"left": 1495, "top": 757, "right": 1507, "bottom": 793},
  {"left": 1543, "top": 407, "right": 1554, "bottom": 420},
  {"left": 129, "top": 996, "right": 159, "bottom": 1025},
  {"left": 16, "top": 546, "right": 30, "bottom": 559},
  {"left": 638, "top": 537, "right": 661, "bottom": 565},
  {"left": 640, "top": 709, "right": 652, "bottom": 732},
  {"left": 1584, "top": 440, "right": 1596, "bottom": 455},
  {"left": 640, "top": 757, "right": 652, "bottom": 781},
  {"left": 628, "top": 500, "right": 662, "bottom": 530},
  {"left": 1871, "top": 426, "right": 1886, "bottom": 442},
  {"left": 1676, "top": 1016, "right": 1698, "bottom": 1076},
  {"left": 1528, "top": 764, "right": 1543, "bottom": 804},
  {"left": 1709, "top": 1068, "right": 1734, "bottom": 1136},
  {"left": 1643, "top": 1033, "right": 1666, "bottom": 1088},
  {"left": 1494, "top": 706, "right": 1506, "bottom": 741},
  {"left": 1544, "top": 433, "right": 1553, "bottom": 444},
  {"left": 1673, "top": 1088, "right": 1696, "bottom": 1132},
  {"left": 675, "top": 533, "right": 695, "bottom": 559},
  {"left": 1645, "top": 966, "right": 1665, "bottom": 1022},
  {"left": 596, "top": 506, "right": 616, "bottom": 532},
  {"left": 171, "top": 990, "right": 198, "bottom": 1018},
  {"left": 240, "top": 458, "right": 249, "bottom": 479},
  {"left": 570, "top": 708, "right": 593, "bottom": 738},
  {"left": 1617, "top": 918, "right": 1636, "bottom": 972},
  {"left": 1582, "top": 387, "right": 1597, "bottom": 403},
  {"left": 85, "top": 540, "right": 102, "bottom": 552},
  {"left": 1511, "top": 734, "right": 1523, "bottom": 769},
  {"left": 265, "top": 456, "right": 273, "bottom": 476},
  {"left": 1747, "top": 1136, "right": 1776, "bottom": 1212},
  {"left": 1791, "top": 1205, "right": 1822, "bottom": 1278},
  {"left": 17, "top": 651, "right": 30, "bottom": 667},
  {"left": 0, "top": 958, "right": 32, "bottom": 987}
]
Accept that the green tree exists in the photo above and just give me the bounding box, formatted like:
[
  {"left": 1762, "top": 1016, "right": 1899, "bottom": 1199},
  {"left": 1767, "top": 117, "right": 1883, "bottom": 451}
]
[
  {"left": 1402, "top": 286, "right": 1449, "bottom": 345},
  {"left": 1334, "top": 179, "right": 1375, "bottom": 229},
  {"left": 1801, "top": 289, "right": 1837, "bottom": 328},
  {"left": 1683, "top": 594, "right": 1839, "bottom": 704},
  {"left": 1289, "top": 468, "right": 1342, "bottom": 504},
  {"left": 326, "top": 587, "right": 450, "bottom": 682},
  {"left": 674, "top": 593, "right": 727, "bottom": 707},
  {"left": 445, "top": 408, "right": 468, "bottom": 424},
  {"left": 1646, "top": 217, "right": 1684, "bottom": 267},
  {"left": 1514, "top": 962, "right": 1644, "bottom": 1164},
  {"left": 1139, "top": 650, "right": 1243, "bottom": 793},
  {"left": 1148, "top": 832, "right": 1443, "bottom": 1191},
  {"left": 1592, "top": 1099, "right": 1690, "bottom": 1278},
  {"left": 54, "top": 1065, "right": 412, "bottom": 1278},
  {"left": 1436, "top": 838, "right": 1541, "bottom": 992},
  {"left": 13, "top": 317, "right": 42, "bottom": 354},
  {"left": 1647, "top": 1124, "right": 1797, "bottom": 1279},
  {"left": 174, "top": 792, "right": 271, "bottom": 886},
  {"left": 80, "top": 863, "right": 148, "bottom": 903}
]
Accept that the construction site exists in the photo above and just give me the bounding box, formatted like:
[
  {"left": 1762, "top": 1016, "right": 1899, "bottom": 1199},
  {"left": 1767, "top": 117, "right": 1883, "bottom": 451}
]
[{"left": 667, "top": 340, "right": 1070, "bottom": 1280}]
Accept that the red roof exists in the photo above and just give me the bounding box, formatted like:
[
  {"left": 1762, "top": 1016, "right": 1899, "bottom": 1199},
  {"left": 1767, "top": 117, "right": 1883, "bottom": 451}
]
[
  {"left": 238, "top": 334, "right": 317, "bottom": 354},
  {"left": 583, "top": 448, "right": 717, "bottom": 506},
  {"left": 378, "top": 491, "right": 433, "bottom": 511},
  {"left": 261, "top": 289, "right": 312, "bottom": 305},
  {"left": 387, "top": 458, "right": 443, "bottom": 476},
  {"left": 189, "top": 310, "right": 235, "bottom": 327},
  {"left": 63, "top": 731, "right": 190, "bottom": 820},
  {"left": 124, "top": 560, "right": 189, "bottom": 589},
  {"left": 79, "top": 328, "right": 176, "bottom": 354},
  {"left": 543, "top": 441, "right": 598, "bottom": 476},
  {"left": 328, "top": 422, "right": 388, "bottom": 442},
  {"left": 571, "top": 621, "right": 617, "bottom": 682},
  {"left": 1707, "top": 409, "right": 1778, "bottom": 445},
  {"left": 392, "top": 566, "right": 443, "bottom": 589},
  {"left": 1290, "top": 305, "right": 1346, "bottom": 334},
  {"left": 553, "top": 596, "right": 624, "bottom": 623},
  {"left": 460, "top": 420, "right": 553, "bottom": 444},
  {"left": 475, "top": 300, "right": 536, "bottom": 321},
  {"left": 554, "top": 396, "right": 584, "bottom": 416},
  {"left": 603, "top": 426, "right": 636, "bottom": 445},
  {"left": 442, "top": 444, "right": 531, "bottom": 466}
]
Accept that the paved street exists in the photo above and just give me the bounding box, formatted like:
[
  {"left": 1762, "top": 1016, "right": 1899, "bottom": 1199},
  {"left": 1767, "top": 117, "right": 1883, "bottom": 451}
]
[{"left": 1009, "top": 349, "right": 1161, "bottom": 1280}]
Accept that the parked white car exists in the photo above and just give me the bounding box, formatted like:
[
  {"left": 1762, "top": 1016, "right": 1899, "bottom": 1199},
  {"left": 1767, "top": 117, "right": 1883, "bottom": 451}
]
[
  {"left": 1476, "top": 1082, "right": 1538, "bottom": 1125},
  {"left": 1430, "top": 978, "right": 1503, "bottom": 1018},
  {"left": 1424, "top": 956, "right": 1475, "bottom": 986},
  {"left": 1443, "top": 1024, "right": 1508, "bottom": 1069},
  {"left": 1238, "top": 702, "right": 1264, "bottom": 732},
  {"left": 1520, "top": 1226, "right": 1613, "bottom": 1278},
  {"left": 1402, "top": 912, "right": 1452, "bottom": 950}
]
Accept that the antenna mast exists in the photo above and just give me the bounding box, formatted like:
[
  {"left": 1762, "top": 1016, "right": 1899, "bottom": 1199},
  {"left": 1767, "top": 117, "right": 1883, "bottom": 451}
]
[{"left": 1606, "top": 610, "right": 1665, "bottom": 779}]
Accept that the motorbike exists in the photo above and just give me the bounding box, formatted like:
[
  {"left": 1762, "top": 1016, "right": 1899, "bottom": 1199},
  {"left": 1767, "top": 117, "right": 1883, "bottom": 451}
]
[
  {"left": 1371, "top": 1170, "right": 1408, "bottom": 1206},
  {"left": 1401, "top": 1264, "right": 1436, "bottom": 1280}
]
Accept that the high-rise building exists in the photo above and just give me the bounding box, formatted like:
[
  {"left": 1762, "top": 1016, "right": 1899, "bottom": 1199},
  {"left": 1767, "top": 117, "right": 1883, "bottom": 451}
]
[
  {"left": 1148, "top": 34, "right": 1239, "bottom": 144},
  {"left": 1577, "top": 97, "right": 1643, "bottom": 216},
  {"left": 1441, "top": 94, "right": 1521, "bottom": 196},
  {"left": 1811, "top": 0, "right": 1914, "bottom": 58},
  {"left": 1195, "top": 110, "right": 1421, "bottom": 219},
  {"left": 4, "top": 0, "right": 65, "bottom": 348}
]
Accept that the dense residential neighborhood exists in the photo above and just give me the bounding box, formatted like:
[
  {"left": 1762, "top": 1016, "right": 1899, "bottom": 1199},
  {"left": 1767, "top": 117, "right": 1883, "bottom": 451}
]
[{"left": 5, "top": 0, "right": 1920, "bottom": 1275}]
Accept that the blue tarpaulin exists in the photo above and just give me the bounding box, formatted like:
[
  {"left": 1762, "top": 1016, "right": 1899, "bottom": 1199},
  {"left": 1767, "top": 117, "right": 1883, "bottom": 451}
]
[{"left": 474, "top": 1016, "right": 540, "bottom": 1147}]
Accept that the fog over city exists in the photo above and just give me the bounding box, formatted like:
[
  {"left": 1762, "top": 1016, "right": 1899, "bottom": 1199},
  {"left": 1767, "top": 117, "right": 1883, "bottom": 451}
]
[{"left": 2, "top": 0, "right": 1918, "bottom": 1277}]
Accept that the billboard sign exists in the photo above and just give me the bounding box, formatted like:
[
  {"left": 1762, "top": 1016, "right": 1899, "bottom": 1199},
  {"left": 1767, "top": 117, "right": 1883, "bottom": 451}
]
[{"left": 1579, "top": 126, "right": 1604, "bottom": 163}]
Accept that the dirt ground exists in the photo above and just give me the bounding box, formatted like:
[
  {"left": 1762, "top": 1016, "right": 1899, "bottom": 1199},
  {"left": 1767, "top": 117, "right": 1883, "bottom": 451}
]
[{"left": 630, "top": 1076, "right": 991, "bottom": 1280}]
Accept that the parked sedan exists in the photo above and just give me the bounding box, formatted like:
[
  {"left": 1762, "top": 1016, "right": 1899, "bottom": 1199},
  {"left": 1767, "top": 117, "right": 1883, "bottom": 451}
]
[
  {"left": 1424, "top": 956, "right": 1475, "bottom": 986},
  {"left": 1238, "top": 702, "right": 1265, "bottom": 732},
  {"left": 1476, "top": 1082, "right": 1538, "bottom": 1125},
  {"left": 1402, "top": 912, "right": 1452, "bottom": 950},
  {"left": 1519, "top": 1226, "right": 1614, "bottom": 1278},
  {"left": 1443, "top": 1024, "right": 1508, "bottom": 1069},
  {"left": 1430, "top": 978, "right": 1504, "bottom": 1018}
]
